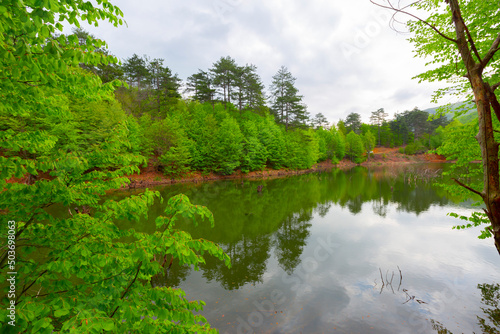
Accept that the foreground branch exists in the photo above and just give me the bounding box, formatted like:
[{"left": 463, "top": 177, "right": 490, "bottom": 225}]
[
  {"left": 369, "top": 0, "right": 458, "bottom": 44},
  {"left": 109, "top": 261, "right": 143, "bottom": 318},
  {"left": 453, "top": 178, "right": 483, "bottom": 197}
]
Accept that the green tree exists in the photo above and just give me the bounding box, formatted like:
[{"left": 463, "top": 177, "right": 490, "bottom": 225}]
[
  {"left": 0, "top": 2, "right": 229, "bottom": 333},
  {"left": 344, "top": 112, "right": 362, "bottom": 134},
  {"left": 372, "top": 0, "right": 500, "bottom": 252},
  {"left": 186, "top": 70, "right": 216, "bottom": 104},
  {"left": 122, "top": 53, "right": 150, "bottom": 90},
  {"left": 345, "top": 131, "right": 364, "bottom": 163},
  {"left": 241, "top": 64, "right": 267, "bottom": 114},
  {"left": 228, "top": 63, "right": 267, "bottom": 114},
  {"left": 211, "top": 56, "right": 238, "bottom": 106},
  {"left": 215, "top": 117, "right": 243, "bottom": 175},
  {"left": 240, "top": 120, "right": 268, "bottom": 172},
  {"left": 258, "top": 116, "right": 287, "bottom": 169},
  {"left": 336, "top": 120, "right": 347, "bottom": 136},
  {"left": 146, "top": 57, "right": 181, "bottom": 116},
  {"left": 72, "top": 28, "right": 123, "bottom": 84},
  {"left": 312, "top": 113, "right": 329, "bottom": 129},
  {"left": 370, "top": 108, "right": 388, "bottom": 145},
  {"left": 331, "top": 125, "right": 346, "bottom": 162},
  {"left": 270, "top": 66, "right": 308, "bottom": 131},
  {"left": 362, "top": 131, "right": 376, "bottom": 162},
  {"left": 316, "top": 127, "right": 335, "bottom": 161},
  {"left": 284, "top": 129, "right": 319, "bottom": 169}
]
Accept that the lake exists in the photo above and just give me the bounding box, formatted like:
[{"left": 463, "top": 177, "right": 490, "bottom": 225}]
[{"left": 117, "top": 164, "right": 500, "bottom": 334}]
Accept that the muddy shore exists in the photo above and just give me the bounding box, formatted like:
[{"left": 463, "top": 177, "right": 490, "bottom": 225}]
[{"left": 127, "top": 147, "right": 448, "bottom": 188}]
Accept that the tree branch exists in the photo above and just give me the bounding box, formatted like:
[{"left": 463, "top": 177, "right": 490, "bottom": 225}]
[
  {"left": 370, "top": 0, "right": 458, "bottom": 44},
  {"left": 109, "top": 261, "right": 142, "bottom": 318},
  {"left": 461, "top": 10, "right": 482, "bottom": 63},
  {"left": 35, "top": 269, "right": 127, "bottom": 298},
  {"left": 453, "top": 178, "right": 483, "bottom": 197},
  {"left": 13, "top": 233, "right": 91, "bottom": 304},
  {"left": 481, "top": 32, "right": 500, "bottom": 70},
  {"left": 486, "top": 83, "right": 500, "bottom": 124}
]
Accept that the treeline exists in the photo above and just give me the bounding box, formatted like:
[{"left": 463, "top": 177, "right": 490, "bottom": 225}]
[
  {"left": 338, "top": 107, "right": 450, "bottom": 155},
  {"left": 71, "top": 28, "right": 455, "bottom": 174}
]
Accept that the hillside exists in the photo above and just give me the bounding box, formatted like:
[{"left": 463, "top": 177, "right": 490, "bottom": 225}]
[{"left": 424, "top": 101, "right": 476, "bottom": 123}]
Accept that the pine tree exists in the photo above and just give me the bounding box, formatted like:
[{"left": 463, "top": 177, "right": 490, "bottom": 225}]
[{"left": 269, "top": 66, "right": 308, "bottom": 130}]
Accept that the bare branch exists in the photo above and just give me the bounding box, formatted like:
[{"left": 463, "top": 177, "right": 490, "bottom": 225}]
[
  {"left": 481, "top": 33, "right": 500, "bottom": 70},
  {"left": 492, "top": 83, "right": 500, "bottom": 92},
  {"left": 370, "top": 0, "right": 458, "bottom": 44}
]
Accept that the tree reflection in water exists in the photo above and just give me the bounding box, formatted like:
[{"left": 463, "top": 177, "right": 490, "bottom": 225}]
[{"left": 431, "top": 283, "right": 500, "bottom": 333}]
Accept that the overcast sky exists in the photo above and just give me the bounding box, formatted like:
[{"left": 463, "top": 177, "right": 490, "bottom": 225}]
[{"left": 81, "top": 0, "right": 456, "bottom": 124}]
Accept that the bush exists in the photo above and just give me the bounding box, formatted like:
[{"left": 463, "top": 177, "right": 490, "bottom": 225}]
[
  {"left": 159, "top": 145, "right": 192, "bottom": 177},
  {"left": 404, "top": 142, "right": 427, "bottom": 155}
]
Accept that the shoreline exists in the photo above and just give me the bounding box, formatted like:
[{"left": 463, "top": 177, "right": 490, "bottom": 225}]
[{"left": 127, "top": 149, "right": 448, "bottom": 189}]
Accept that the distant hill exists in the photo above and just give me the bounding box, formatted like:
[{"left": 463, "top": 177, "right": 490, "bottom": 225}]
[{"left": 424, "top": 101, "right": 476, "bottom": 123}]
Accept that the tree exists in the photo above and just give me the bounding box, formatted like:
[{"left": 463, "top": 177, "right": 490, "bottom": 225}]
[
  {"left": 345, "top": 131, "right": 364, "bottom": 164},
  {"left": 0, "top": 1, "right": 229, "bottom": 333},
  {"left": 186, "top": 70, "right": 216, "bottom": 104},
  {"left": 269, "top": 66, "right": 308, "bottom": 131},
  {"left": 370, "top": 108, "right": 388, "bottom": 145},
  {"left": 330, "top": 125, "right": 346, "bottom": 162},
  {"left": 362, "top": 131, "right": 376, "bottom": 162},
  {"left": 241, "top": 64, "right": 267, "bottom": 114},
  {"left": 312, "top": 113, "right": 329, "bottom": 129},
  {"left": 146, "top": 57, "right": 181, "bottom": 115},
  {"left": 336, "top": 120, "right": 347, "bottom": 136},
  {"left": 72, "top": 28, "right": 123, "bottom": 83},
  {"left": 344, "top": 112, "right": 362, "bottom": 134},
  {"left": 232, "top": 64, "right": 266, "bottom": 114},
  {"left": 371, "top": 0, "right": 500, "bottom": 253},
  {"left": 122, "top": 53, "right": 150, "bottom": 90},
  {"left": 211, "top": 56, "right": 238, "bottom": 106}
]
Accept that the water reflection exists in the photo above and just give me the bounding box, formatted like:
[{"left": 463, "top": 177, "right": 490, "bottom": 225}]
[
  {"left": 114, "top": 164, "right": 497, "bottom": 333},
  {"left": 431, "top": 283, "right": 500, "bottom": 333}
]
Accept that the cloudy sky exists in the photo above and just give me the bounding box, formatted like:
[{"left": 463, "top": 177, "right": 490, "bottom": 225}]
[{"left": 81, "top": 0, "right": 456, "bottom": 124}]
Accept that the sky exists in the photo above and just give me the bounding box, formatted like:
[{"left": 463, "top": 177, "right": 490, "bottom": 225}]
[{"left": 80, "top": 0, "right": 456, "bottom": 124}]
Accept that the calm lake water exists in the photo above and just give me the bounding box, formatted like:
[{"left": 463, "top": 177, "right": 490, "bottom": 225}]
[{"left": 118, "top": 164, "right": 500, "bottom": 334}]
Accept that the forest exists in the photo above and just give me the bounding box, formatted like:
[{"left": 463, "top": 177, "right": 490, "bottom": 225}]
[{"left": 49, "top": 29, "right": 464, "bottom": 178}]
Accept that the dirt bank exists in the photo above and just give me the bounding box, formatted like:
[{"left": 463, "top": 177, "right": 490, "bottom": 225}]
[{"left": 127, "top": 148, "right": 448, "bottom": 188}]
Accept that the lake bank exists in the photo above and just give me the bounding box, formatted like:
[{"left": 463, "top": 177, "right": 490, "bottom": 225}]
[{"left": 127, "top": 147, "right": 448, "bottom": 188}]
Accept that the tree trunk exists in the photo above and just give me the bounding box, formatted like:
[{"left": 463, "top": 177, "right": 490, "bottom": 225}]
[{"left": 449, "top": 0, "right": 500, "bottom": 254}]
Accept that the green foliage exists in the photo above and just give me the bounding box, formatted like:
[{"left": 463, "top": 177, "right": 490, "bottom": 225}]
[
  {"left": 403, "top": 141, "right": 427, "bottom": 155},
  {"left": 257, "top": 116, "right": 287, "bottom": 169},
  {"left": 0, "top": 1, "right": 230, "bottom": 333},
  {"left": 159, "top": 145, "right": 192, "bottom": 177},
  {"left": 361, "top": 131, "right": 376, "bottom": 160},
  {"left": 240, "top": 120, "right": 268, "bottom": 173},
  {"left": 316, "top": 127, "right": 335, "bottom": 162},
  {"left": 270, "top": 66, "right": 309, "bottom": 130},
  {"left": 143, "top": 116, "right": 193, "bottom": 175},
  {"left": 408, "top": 1, "right": 500, "bottom": 104},
  {"left": 215, "top": 117, "right": 243, "bottom": 175},
  {"left": 284, "top": 129, "right": 319, "bottom": 169},
  {"left": 344, "top": 112, "right": 362, "bottom": 134},
  {"left": 345, "top": 131, "right": 364, "bottom": 163},
  {"left": 434, "top": 120, "right": 483, "bottom": 201},
  {"left": 449, "top": 212, "right": 492, "bottom": 240},
  {"left": 331, "top": 126, "right": 346, "bottom": 162}
]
